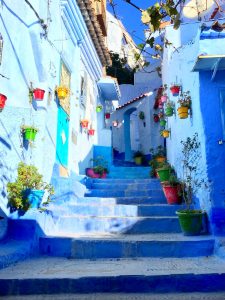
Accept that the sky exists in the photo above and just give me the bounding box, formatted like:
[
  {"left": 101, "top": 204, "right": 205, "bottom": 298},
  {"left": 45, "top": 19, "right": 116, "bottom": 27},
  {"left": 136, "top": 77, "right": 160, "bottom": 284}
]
[{"left": 107, "top": 0, "right": 155, "bottom": 45}]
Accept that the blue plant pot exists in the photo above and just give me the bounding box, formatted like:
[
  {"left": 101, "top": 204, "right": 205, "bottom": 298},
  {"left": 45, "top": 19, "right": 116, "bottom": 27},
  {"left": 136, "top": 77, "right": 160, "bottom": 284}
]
[{"left": 26, "top": 189, "right": 45, "bottom": 208}]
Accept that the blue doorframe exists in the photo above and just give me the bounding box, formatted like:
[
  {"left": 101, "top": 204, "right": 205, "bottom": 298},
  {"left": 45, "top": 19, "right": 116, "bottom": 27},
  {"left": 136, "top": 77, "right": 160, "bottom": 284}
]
[
  {"left": 56, "top": 106, "right": 69, "bottom": 167},
  {"left": 124, "top": 107, "right": 137, "bottom": 161}
]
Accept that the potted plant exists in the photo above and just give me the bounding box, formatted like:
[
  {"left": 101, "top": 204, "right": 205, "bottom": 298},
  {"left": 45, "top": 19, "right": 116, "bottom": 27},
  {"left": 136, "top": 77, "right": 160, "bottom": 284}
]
[
  {"left": 153, "top": 114, "right": 159, "bottom": 123},
  {"left": 0, "top": 93, "right": 7, "bottom": 111},
  {"left": 80, "top": 119, "right": 89, "bottom": 129},
  {"left": 33, "top": 88, "right": 45, "bottom": 101},
  {"left": 105, "top": 113, "right": 111, "bottom": 119},
  {"left": 170, "top": 84, "right": 180, "bottom": 96},
  {"left": 177, "top": 91, "right": 191, "bottom": 119},
  {"left": 176, "top": 133, "right": 208, "bottom": 235},
  {"left": 150, "top": 146, "right": 166, "bottom": 163},
  {"left": 164, "top": 101, "right": 174, "bottom": 117},
  {"left": 86, "top": 156, "right": 109, "bottom": 178},
  {"left": 139, "top": 111, "right": 145, "bottom": 120},
  {"left": 21, "top": 125, "right": 38, "bottom": 142},
  {"left": 88, "top": 129, "right": 95, "bottom": 136},
  {"left": 133, "top": 150, "right": 144, "bottom": 165},
  {"left": 160, "top": 119, "right": 166, "bottom": 127},
  {"left": 156, "top": 163, "right": 172, "bottom": 182},
  {"left": 56, "top": 86, "right": 69, "bottom": 100},
  {"left": 96, "top": 105, "right": 103, "bottom": 113},
  {"left": 162, "top": 175, "right": 182, "bottom": 205},
  {"left": 7, "top": 162, "right": 54, "bottom": 212},
  {"left": 160, "top": 84, "right": 168, "bottom": 103},
  {"left": 160, "top": 129, "right": 170, "bottom": 138}
]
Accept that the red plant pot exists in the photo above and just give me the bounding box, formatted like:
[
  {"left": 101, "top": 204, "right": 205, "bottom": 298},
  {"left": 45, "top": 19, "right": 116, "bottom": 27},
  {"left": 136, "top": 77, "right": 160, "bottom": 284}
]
[
  {"left": 153, "top": 114, "right": 159, "bottom": 123},
  {"left": 0, "top": 93, "right": 7, "bottom": 109},
  {"left": 105, "top": 113, "right": 110, "bottom": 119},
  {"left": 88, "top": 129, "right": 95, "bottom": 136},
  {"left": 86, "top": 168, "right": 107, "bottom": 178},
  {"left": 163, "top": 185, "right": 182, "bottom": 205},
  {"left": 33, "top": 88, "right": 45, "bottom": 101},
  {"left": 170, "top": 85, "right": 180, "bottom": 96}
]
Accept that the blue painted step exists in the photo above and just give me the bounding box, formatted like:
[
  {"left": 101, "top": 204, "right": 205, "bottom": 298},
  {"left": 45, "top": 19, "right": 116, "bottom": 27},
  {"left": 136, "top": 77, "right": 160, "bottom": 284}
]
[
  {"left": 54, "top": 215, "right": 181, "bottom": 235},
  {"left": 39, "top": 234, "right": 214, "bottom": 259},
  {"left": 49, "top": 204, "right": 183, "bottom": 217},
  {"left": 85, "top": 189, "right": 166, "bottom": 198},
  {"left": 91, "top": 182, "right": 161, "bottom": 190}
]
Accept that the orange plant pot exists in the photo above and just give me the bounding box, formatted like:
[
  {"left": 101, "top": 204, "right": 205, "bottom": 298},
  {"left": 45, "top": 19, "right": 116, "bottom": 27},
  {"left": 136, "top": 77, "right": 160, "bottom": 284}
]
[
  {"left": 81, "top": 119, "right": 89, "bottom": 128},
  {"left": 57, "top": 86, "right": 69, "bottom": 99},
  {"left": 177, "top": 106, "right": 189, "bottom": 119}
]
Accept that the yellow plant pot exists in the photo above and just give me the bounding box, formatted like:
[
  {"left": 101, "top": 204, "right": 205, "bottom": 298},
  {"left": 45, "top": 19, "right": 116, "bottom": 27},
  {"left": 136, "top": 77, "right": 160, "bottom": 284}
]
[
  {"left": 177, "top": 106, "right": 188, "bottom": 119},
  {"left": 134, "top": 157, "right": 142, "bottom": 165},
  {"left": 162, "top": 130, "right": 170, "bottom": 138},
  {"left": 155, "top": 156, "right": 166, "bottom": 163},
  {"left": 57, "top": 87, "right": 69, "bottom": 99}
]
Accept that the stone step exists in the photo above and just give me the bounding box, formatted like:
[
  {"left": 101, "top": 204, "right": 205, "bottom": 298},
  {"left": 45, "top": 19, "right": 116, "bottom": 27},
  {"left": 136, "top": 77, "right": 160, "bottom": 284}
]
[
  {"left": 1, "top": 256, "right": 225, "bottom": 295},
  {"left": 85, "top": 189, "right": 166, "bottom": 198},
  {"left": 39, "top": 234, "right": 214, "bottom": 259},
  {"left": 109, "top": 166, "right": 151, "bottom": 171},
  {"left": 90, "top": 179, "right": 159, "bottom": 184},
  {"left": 54, "top": 215, "right": 181, "bottom": 234},
  {"left": 107, "top": 175, "right": 150, "bottom": 179},
  {"left": 91, "top": 182, "right": 162, "bottom": 190},
  {"left": 49, "top": 204, "right": 183, "bottom": 217}
]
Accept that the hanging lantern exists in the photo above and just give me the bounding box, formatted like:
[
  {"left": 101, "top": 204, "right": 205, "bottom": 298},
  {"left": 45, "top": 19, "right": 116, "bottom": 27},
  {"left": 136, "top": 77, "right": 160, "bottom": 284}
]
[
  {"left": 105, "top": 113, "right": 111, "bottom": 119},
  {"left": 0, "top": 93, "right": 7, "bottom": 111},
  {"left": 0, "top": 33, "right": 3, "bottom": 66},
  {"left": 33, "top": 88, "right": 45, "bottom": 101}
]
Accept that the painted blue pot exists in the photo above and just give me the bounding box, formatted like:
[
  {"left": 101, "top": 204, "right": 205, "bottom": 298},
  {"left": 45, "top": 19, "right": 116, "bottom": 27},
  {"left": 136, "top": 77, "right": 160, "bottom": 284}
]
[{"left": 26, "top": 189, "right": 45, "bottom": 208}]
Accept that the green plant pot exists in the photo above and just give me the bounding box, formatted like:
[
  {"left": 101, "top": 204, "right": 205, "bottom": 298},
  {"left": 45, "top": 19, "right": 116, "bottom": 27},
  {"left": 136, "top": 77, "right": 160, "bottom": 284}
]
[
  {"left": 157, "top": 168, "right": 170, "bottom": 182},
  {"left": 160, "top": 119, "right": 166, "bottom": 127},
  {"left": 96, "top": 106, "right": 103, "bottom": 112},
  {"left": 176, "top": 210, "right": 205, "bottom": 236},
  {"left": 23, "top": 128, "right": 38, "bottom": 141},
  {"left": 134, "top": 157, "right": 142, "bottom": 165},
  {"left": 165, "top": 107, "right": 173, "bottom": 117}
]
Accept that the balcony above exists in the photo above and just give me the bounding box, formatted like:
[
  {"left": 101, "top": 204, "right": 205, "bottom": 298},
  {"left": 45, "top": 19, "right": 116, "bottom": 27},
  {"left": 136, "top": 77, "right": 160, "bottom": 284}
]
[{"left": 98, "top": 76, "right": 121, "bottom": 101}]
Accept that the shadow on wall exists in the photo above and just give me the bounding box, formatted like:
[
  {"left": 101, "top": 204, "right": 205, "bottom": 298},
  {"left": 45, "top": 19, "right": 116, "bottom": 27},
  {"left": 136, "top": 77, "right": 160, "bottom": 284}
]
[{"left": 78, "top": 147, "right": 93, "bottom": 176}]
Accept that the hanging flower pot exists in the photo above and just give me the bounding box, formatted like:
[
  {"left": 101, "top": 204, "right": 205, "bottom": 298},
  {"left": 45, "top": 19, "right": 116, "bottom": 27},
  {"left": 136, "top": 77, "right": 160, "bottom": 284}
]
[
  {"left": 22, "top": 126, "right": 38, "bottom": 142},
  {"left": 57, "top": 86, "right": 69, "bottom": 100},
  {"left": 153, "top": 114, "right": 159, "bottom": 123},
  {"left": 161, "top": 95, "right": 168, "bottom": 103},
  {"left": 80, "top": 119, "right": 89, "bottom": 128},
  {"left": 177, "top": 106, "right": 189, "bottom": 119},
  {"left": 88, "top": 129, "right": 95, "bottom": 136},
  {"left": 165, "top": 107, "right": 173, "bottom": 117},
  {"left": 96, "top": 105, "right": 103, "bottom": 113},
  {"left": 105, "top": 113, "right": 110, "bottom": 119},
  {"left": 161, "top": 129, "right": 170, "bottom": 138},
  {"left": 33, "top": 88, "right": 45, "bottom": 101},
  {"left": 170, "top": 85, "right": 180, "bottom": 96},
  {"left": 0, "top": 93, "right": 7, "bottom": 110},
  {"left": 160, "top": 119, "right": 166, "bottom": 127}
]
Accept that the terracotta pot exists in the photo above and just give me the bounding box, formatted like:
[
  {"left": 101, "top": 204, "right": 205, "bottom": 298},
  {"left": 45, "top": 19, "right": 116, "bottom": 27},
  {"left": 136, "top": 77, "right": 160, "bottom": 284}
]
[
  {"left": 33, "top": 88, "right": 45, "bottom": 101},
  {"left": 80, "top": 119, "right": 89, "bottom": 128},
  {"left": 170, "top": 85, "right": 180, "bottom": 96},
  {"left": 0, "top": 93, "right": 7, "bottom": 109},
  {"left": 163, "top": 185, "right": 182, "bottom": 204},
  {"left": 177, "top": 106, "right": 188, "bottom": 119}
]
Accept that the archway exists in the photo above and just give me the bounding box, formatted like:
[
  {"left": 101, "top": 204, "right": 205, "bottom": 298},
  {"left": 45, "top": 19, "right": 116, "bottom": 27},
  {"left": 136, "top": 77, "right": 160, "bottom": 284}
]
[{"left": 124, "top": 107, "right": 137, "bottom": 161}]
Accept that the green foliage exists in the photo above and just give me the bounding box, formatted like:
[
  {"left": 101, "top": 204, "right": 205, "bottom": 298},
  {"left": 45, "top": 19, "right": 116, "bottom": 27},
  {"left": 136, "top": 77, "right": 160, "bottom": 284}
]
[
  {"left": 106, "top": 52, "right": 134, "bottom": 85},
  {"left": 149, "top": 145, "right": 166, "bottom": 158},
  {"left": 7, "top": 162, "right": 54, "bottom": 212},
  {"left": 139, "top": 111, "right": 145, "bottom": 120},
  {"left": 91, "top": 156, "right": 109, "bottom": 176},
  {"left": 178, "top": 91, "right": 192, "bottom": 108},
  {"left": 180, "top": 133, "right": 208, "bottom": 210}
]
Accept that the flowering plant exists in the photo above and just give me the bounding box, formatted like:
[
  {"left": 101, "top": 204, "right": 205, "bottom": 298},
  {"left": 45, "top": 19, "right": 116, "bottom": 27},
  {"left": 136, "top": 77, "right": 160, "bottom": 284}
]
[
  {"left": 178, "top": 91, "right": 191, "bottom": 108},
  {"left": 158, "top": 111, "right": 164, "bottom": 119},
  {"left": 165, "top": 100, "right": 174, "bottom": 109}
]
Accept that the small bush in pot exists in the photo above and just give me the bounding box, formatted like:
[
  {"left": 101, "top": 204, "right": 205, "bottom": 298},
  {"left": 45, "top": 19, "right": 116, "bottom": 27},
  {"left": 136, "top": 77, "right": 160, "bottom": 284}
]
[
  {"left": 7, "top": 162, "right": 54, "bottom": 213},
  {"left": 133, "top": 150, "right": 144, "bottom": 165},
  {"left": 86, "top": 156, "right": 109, "bottom": 178},
  {"left": 162, "top": 175, "right": 182, "bottom": 205},
  {"left": 176, "top": 133, "right": 209, "bottom": 235}
]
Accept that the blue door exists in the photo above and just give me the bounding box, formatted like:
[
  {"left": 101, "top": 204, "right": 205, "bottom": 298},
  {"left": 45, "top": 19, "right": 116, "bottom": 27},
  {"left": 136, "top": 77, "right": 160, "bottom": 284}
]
[{"left": 56, "top": 106, "right": 69, "bottom": 167}]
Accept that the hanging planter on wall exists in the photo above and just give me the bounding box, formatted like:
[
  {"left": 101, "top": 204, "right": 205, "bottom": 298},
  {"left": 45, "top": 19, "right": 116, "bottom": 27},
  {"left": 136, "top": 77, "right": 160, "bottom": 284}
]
[
  {"left": 161, "top": 129, "right": 170, "bottom": 138},
  {"left": 170, "top": 85, "right": 180, "bottom": 96},
  {"left": 153, "top": 114, "right": 159, "bottom": 123},
  {"left": 105, "top": 113, "right": 111, "bottom": 119},
  {"left": 177, "top": 106, "right": 189, "bottom": 119},
  {"left": 160, "top": 119, "right": 166, "bottom": 127},
  {"left": 57, "top": 86, "right": 69, "bottom": 100},
  {"left": 160, "top": 95, "right": 168, "bottom": 103},
  {"left": 80, "top": 119, "right": 89, "bottom": 129},
  {"left": 0, "top": 93, "right": 7, "bottom": 111},
  {"left": 21, "top": 126, "right": 38, "bottom": 142},
  {"left": 177, "top": 91, "right": 191, "bottom": 119},
  {"left": 33, "top": 88, "right": 45, "bottom": 101},
  {"left": 96, "top": 105, "right": 103, "bottom": 113},
  {"left": 88, "top": 129, "right": 95, "bottom": 136}
]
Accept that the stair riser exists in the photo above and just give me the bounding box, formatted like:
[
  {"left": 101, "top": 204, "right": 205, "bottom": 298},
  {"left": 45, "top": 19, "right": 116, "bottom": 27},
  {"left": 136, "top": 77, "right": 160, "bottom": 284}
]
[
  {"left": 91, "top": 183, "right": 162, "bottom": 190},
  {"left": 39, "top": 238, "right": 214, "bottom": 259},
  {"left": 85, "top": 190, "right": 166, "bottom": 198},
  {"left": 55, "top": 217, "right": 181, "bottom": 234},
  {"left": 49, "top": 204, "right": 181, "bottom": 217},
  {"left": 1, "top": 274, "right": 225, "bottom": 295},
  {"left": 90, "top": 179, "right": 159, "bottom": 183}
]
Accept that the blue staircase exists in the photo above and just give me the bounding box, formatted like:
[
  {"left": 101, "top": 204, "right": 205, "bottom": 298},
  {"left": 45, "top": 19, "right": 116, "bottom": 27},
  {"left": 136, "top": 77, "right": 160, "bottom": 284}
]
[{"left": 0, "top": 166, "right": 221, "bottom": 296}]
